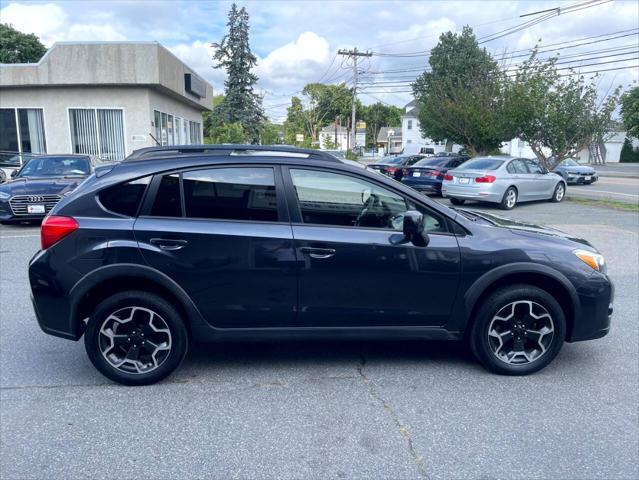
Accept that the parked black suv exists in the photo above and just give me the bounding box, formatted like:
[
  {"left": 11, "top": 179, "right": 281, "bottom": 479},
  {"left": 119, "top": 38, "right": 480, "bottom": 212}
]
[{"left": 29, "top": 145, "right": 613, "bottom": 385}]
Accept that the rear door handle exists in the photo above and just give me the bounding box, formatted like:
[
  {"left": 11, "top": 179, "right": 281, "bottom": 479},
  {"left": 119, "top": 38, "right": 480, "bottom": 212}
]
[
  {"left": 150, "top": 238, "right": 188, "bottom": 251},
  {"left": 300, "top": 247, "right": 336, "bottom": 259}
]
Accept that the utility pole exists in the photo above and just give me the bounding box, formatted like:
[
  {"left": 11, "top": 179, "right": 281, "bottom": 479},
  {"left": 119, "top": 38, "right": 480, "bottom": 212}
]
[{"left": 338, "top": 48, "right": 372, "bottom": 152}]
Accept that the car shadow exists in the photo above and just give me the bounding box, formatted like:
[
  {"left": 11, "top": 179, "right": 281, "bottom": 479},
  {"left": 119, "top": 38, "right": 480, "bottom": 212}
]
[{"left": 184, "top": 338, "right": 477, "bottom": 371}]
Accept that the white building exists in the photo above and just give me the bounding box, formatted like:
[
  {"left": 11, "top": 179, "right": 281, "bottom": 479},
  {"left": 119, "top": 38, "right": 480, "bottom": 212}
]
[
  {"left": 0, "top": 41, "right": 213, "bottom": 161},
  {"left": 318, "top": 124, "right": 366, "bottom": 151},
  {"left": 401, "top": 100, "right": 462, "bottom": 153}
]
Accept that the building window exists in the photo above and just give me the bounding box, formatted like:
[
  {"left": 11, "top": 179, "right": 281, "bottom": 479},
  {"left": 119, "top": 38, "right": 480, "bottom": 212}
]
[
  {"left": 407, "top": 120, "right": 412, "bottom": 130},
  {"left": 154, "top": 110, "right": 201, "bottom": 146},
  {"left": 0, "top": 108, "right": 46, "bottom": 154},
  {"left": 69, "top": 108, "right": 125, "bottom": 161}
]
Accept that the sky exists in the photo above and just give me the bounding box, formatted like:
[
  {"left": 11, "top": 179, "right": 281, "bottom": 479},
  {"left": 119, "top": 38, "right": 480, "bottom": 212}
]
[{"left": 1, "top": 0, "right": 637, "bottom": 122}]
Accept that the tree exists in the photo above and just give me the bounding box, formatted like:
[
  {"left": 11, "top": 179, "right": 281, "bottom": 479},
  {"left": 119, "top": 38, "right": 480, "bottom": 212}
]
[
  {"left": 205, "top": 122, "right": 246, "bottom": 144},
  {"left": 282, "top": 96, "right": 312, "bottom": 147},
  {"left": 300, "top": 82, "right": 354, "bottom": 143},
  {"left": 202, "top": 94, "right": 225, "bottom": 138},
  {"left": 506, "top": 51, "right": 622, "bottom": 168},
  {"left": 259, "top": 122, "right": 283, "bottom": 145},
  {"left": 621, "top": 86, "right": 639, "bottom": 139},
  {"left": 360, "top": 103, "right": 403, "bottom": 148},
  {"left": 0, "top": 23, "right": 47, "bottom": 63},
  {"left": 412, "top": 26, "right": 513, "bottom": 156},
  {"left": 212, "top": 3, "right": 264, "bottom": 143}
]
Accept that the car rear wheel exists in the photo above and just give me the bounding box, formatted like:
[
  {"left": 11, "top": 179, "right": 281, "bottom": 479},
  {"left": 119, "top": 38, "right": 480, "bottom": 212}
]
[
  {"left": 500, "top": 187, "right": 517, "bottom": 210},
  {"left": 470, "top": 285, "right": 566, "bottom": 375},
  {"left": 84, "top": 291, "right": 188, "bottom": 386},
  {"left": 551, "top": 182, "right": 566, "bottom": 202},
  {"left": 450, "top": 198, "right": 466, "bottom": 206}
]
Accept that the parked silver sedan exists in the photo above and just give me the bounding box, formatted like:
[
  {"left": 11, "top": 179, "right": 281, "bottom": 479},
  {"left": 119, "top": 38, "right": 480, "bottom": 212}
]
[{"left": 441, "top": 156, "right": 567, "bottom": 210}]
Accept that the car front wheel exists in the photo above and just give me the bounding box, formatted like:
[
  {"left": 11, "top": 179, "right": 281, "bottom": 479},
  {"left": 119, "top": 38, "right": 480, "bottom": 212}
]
[
  {"left": 470, "top": 285, "right": 566, "bottom": 375},
  {"left": 84, "top": 291, "right": 188, "bottom": 386},
  {"left": 551, "top": 182, "right": 566, "bottom": 202}
]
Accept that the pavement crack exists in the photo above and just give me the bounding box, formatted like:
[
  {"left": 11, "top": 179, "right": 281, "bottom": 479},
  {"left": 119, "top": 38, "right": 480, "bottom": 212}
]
[{"left": 357, "top": 354, "right": 429, "bottom": 479}]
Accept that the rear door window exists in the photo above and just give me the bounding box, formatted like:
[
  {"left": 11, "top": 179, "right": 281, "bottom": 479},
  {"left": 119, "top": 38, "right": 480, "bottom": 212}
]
[{"left": 182, "top": 167, "right": 278, "bottom": 222}]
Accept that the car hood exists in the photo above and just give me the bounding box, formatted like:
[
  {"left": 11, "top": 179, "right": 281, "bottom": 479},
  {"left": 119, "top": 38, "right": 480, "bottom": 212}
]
[
  {"left": 465, "top": 210, "right": 594, "bottom": 248},
  {"left": 0, "top": 176, "right": 86, "bottom": 196}
]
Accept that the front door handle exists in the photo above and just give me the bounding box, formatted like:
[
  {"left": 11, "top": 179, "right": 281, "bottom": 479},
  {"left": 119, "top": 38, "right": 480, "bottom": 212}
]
[
  {"left": 150, "top": 238, "right": 188, "bottom": 251},
  {"left": 300, "top": 247, "right": 336, "bottom": 259}
]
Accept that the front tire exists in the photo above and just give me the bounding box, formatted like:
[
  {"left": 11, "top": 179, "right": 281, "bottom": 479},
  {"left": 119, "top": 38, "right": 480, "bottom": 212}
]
[
  {"left": 551, "top": 182, "right": 566, "bottom": 202},
  {"left": 84, "top": 291, "right": 188, "bottom": 386},
  {"left": 500, "top": 187, "right": 517, "bottom": 210},
  {"left": 470, "top": 285, "right": 566, "bottom": 375},
  {"left": 450, "top": 198, "right": 466, "bottom": 206}
]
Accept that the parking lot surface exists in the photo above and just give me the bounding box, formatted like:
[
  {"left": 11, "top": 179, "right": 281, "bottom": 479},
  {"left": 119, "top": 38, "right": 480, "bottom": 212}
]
[{"left": 1, "top": 200, "right": 637, "bottom": 479}]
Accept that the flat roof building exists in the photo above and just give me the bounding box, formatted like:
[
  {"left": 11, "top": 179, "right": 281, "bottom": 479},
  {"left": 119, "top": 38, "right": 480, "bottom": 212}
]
[{"left": 0, "top": 41, "right": 213, "bottom": 161}]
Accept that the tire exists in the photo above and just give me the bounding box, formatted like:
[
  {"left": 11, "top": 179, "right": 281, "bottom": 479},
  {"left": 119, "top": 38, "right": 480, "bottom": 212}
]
[
  {"left": 499, "top": 187, "right": 517, "bottom": 210},
  {"left": 450, "top": 198, "right": 466, "bottom": 206},
  {"left": 551, "top": 182, "right": 566, "bottom": 202},
  {"left": 470, "top": 285, "right": 566, "bottom": 375},
  {"left": 84, "top": 291, "right": 188, "bottom": 386}
]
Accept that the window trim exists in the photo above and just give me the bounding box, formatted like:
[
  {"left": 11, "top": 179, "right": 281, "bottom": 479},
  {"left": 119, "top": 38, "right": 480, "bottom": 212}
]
[
  {"left": 139, "top": 164, "right": 289, "bottom": 224},
  {"left": 281, "top": 165, "right": 450, "bottom": 235}
]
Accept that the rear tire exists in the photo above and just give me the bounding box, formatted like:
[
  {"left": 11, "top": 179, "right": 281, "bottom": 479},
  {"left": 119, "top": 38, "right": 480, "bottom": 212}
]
[
  {"left": 450, "top": 198, "right": 466, "bottom": 206},
  {"left": 84, "top": 291, "right": 188, "bottom": 386},
  {"left": 499, "top": 187, "right": 517, "bottom": 210},
  {"left": 551, "top": 182, "right": 566, "bottom": 202},
  {"left": 470, "top": 285, "right": 566, "bottom": 375}
]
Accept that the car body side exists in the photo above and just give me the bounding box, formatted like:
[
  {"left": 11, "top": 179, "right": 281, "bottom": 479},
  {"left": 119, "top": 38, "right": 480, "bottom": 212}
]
[{"left": 29, "top": 155, "right": 611, "bottom": 346}]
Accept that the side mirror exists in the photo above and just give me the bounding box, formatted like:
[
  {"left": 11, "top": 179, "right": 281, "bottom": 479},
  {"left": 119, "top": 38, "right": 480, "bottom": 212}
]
[
  {"left": 403, "top": 210, "right": 429, "bottom": 247},
  {"left": 10, "top": 169, "right": 18, "bottom": 178},
  {"left": 541, "top": 166, "right": 549, "bottom": 174}
]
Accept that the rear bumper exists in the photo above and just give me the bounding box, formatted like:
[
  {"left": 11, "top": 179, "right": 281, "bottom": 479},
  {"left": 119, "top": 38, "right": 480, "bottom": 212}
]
[
  {"left": 401, "top": 179, "right": 442, "bottom": 194},
  {"left": 567, "top": 273, "right": 613, "bottom": 342},
  {"left": 441, "top": 184, "right": 504, "bottom": 203}
]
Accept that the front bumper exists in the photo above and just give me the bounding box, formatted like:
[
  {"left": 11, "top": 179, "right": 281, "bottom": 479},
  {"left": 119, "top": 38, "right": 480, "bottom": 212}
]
[
  {"left": 566, "top": 173, "right": 598, "bottom": 184},
  {"left": 567, "top": 273, "right": 613, "bottom": 342}
]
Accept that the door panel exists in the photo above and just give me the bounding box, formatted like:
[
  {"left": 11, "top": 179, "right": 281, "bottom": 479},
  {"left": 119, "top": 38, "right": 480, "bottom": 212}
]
[
  {"left": 293, "top": 227, "right": 460, "bottom": 327},
  {"left": 135, "top": 218, "right": 297, "bottom": 328},
  {"left": 525, "top": 160, "right": 554, "bottom": 199}
]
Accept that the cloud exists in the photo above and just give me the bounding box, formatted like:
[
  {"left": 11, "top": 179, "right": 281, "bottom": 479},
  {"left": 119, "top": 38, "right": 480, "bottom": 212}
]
[
  {"left": 0, "top": 3, "right": 67, "bottom": 44},
  {"left": 168, "top": 40, "right": 225, "bottom": 93}
]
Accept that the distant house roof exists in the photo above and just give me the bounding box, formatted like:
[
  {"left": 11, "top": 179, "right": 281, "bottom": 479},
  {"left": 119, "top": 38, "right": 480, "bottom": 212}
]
[
  {"left": 320, "top": 124, "right": 365, "bottom": 134},
  {"left": 403, "top": 99, "right": 420, "bottom": 118},
  {"left": 377, "top": 127, "right": 402, "bottom": 143}
]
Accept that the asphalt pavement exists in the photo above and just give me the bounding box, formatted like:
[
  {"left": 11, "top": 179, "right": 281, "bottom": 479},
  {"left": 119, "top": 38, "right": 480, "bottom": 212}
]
[
  {"left": 567, "top": 177, "right": 639, "bottom": 204},
  {"left": 1, "top": 201, "right": 637, "bottom": 479}
]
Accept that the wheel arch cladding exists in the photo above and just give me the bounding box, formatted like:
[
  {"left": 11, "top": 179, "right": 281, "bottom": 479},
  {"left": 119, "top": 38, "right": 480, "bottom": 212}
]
[
  {"left": 70, "top": 264, "right": 205, "bottom": 338},
  {"left": 463, "top": 263, "right": 579, "bottom": 340}
]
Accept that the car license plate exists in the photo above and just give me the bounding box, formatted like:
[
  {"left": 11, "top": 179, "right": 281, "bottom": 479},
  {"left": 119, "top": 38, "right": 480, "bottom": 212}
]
[
  {"left": 27, "top": 205, "right": 45, "bottom": 214},
  {"left": 584, "top": 176, "right": 591, "bottom": 181},
  {"left": 458, "top": 177, "right": 470, "bottom": 184},
  {"left": 413, "top": 172, "right": 421, "bottom": 177}
]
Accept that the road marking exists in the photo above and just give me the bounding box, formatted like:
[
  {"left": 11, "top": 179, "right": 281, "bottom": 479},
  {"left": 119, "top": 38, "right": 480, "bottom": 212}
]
[{"left": 570, "top": 189, "right": 638, "bottom": 198}]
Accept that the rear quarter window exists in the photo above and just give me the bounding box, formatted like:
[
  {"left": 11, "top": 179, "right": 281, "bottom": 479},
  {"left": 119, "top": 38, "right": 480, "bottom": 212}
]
[{"left": 98, "top": 176, "right": 150, "bottom": 217}]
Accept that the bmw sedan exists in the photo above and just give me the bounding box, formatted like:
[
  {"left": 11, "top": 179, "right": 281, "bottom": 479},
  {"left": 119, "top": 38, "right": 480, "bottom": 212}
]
[
  {"left": 442, "top": 156, "right": 566, "bottom": 210},
  {"left": 553, "top": 159, "right": 598, "bottom": 184},
  {"left": 0, "top": 154, "right": 92, "bottom": 223}
]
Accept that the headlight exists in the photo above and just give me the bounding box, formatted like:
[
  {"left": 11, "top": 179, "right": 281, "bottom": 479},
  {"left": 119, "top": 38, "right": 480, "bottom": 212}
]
[
  {"left": 574, "top": 249, "right": 606, "bottom": 272},
  {"left": 0, "top": 191, "right": 10, "bottom": 200}
]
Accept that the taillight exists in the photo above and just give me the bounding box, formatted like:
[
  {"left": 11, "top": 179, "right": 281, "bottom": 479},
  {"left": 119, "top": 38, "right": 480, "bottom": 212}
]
[
  {"left": 444, "top": 174, "right": 453, "bottom": 181},
  {"left": 426, "top": 170, "right": 439, "bottom": 177},
  {"left": 475, "top": 175, "right": 496, "bottom": 183},
  {"left": 41, "top": 215, "right": 78, "bottom": 250},
  {"left": 402, "top": 168, "right": 409, "bottom": 176},
  {"left": 386, "top": 167, "right": 398, "bottom": 174}
]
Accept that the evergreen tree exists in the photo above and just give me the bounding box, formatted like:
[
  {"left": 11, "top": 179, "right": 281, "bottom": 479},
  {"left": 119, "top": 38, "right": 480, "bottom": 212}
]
[{"left": 212, "top": 3, "right": 264, "bottom": 143}]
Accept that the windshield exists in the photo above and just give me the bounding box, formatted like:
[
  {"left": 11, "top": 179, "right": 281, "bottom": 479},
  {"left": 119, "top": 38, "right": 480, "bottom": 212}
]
[
  {"left": 17, "top": 156, "right": 90, "bottom": 178},
  {"left": 414, "top": 158, "right": 449, "bottom": 168},
  {"left": 456, "top": 158, "right": 504, "bottom": 171},
  {"left": 560, "top": 159, "right": 579, "bottom": 166}
]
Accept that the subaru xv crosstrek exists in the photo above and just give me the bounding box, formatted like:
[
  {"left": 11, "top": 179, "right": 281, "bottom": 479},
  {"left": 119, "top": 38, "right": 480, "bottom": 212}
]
[{"left": 29, "top": 145, "right": 613, "bottom": 386}]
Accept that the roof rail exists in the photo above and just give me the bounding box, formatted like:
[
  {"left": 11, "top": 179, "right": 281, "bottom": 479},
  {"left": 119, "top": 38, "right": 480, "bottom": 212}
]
[{"left": 124, "top": 144, "right": 342, "bottom": 162}]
